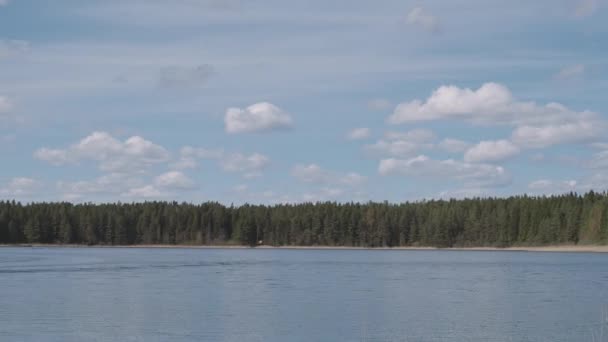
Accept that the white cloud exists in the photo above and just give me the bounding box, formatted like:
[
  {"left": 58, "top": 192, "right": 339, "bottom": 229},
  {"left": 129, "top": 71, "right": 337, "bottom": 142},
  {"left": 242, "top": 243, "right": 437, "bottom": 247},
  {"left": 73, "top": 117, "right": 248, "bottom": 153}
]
[
  {"left": 158, "top": 64, "right": 213, "bottom": 88},
  {"left": 155, "top": 171, "right": 195, "bottom": 189},
  {"left": 121, "top": 185, "right": 164, "bottom": 199},
  {"left": 511, "top": 121, "right": 603, "bottom": 148},
  {"left": 365, "top": 129, "right": 435, "bottom": 157},
  {"left": 0, "top": 177, "right": 39, "bottom": 197},
  {"left": 225, "top": 102, "right": 293, "bottom": 134},
  {"left": 291, "top": 164, "right": 366, "bottom": 186},
  {"left": 379, "top": 155, "right": 510, "bottom": 188},
  {"left": 554, "top": 64, "right": 585, "bottom": 80},
  {"left": 438, "top": 188, "right": 489, "bottom": 200},
  {"left": 528, "top": 179, "right": 578, "bottom": 194},
  {"left": 388, "top": 83, "right": 596, "bottom": 127},
  {"left": 302, "top": 187, "right": 345, "bottom": 202},
  {"left": 464, "top": 140, "right": 520, "bottom": 163},
  {"left": 575, "top": 0, "right": 600, "bottom": 17},
  {"left": 347, "top": 127, "right": 370, "bottom": 140},
  {"left": 172, "top": 146, "right": 224, "bottom": 170},
  {"left": 57, "top": 173, "right": 143, "bottom": 200},
  {"left": 589, "top": 147, "right": 608, "bottom": 170},
  {"left": 35, "top": 132, "right": 170, "bottom": 173},
  {"left": 220, "top": 153, "right": 270, "bottom": 178},
  {"left": 406, "top": 7, "right": 440, "bottom": 33},
  {"left": 388, "top": 83, "right": 603, "bottom": 149},
  {"left": 438, "top": 138, "right": 470, "bottom": 153},
  {"left": 368, "top": 98, "right": 392, "bottom": 111},
  {"left": 173, "top": 146, "right": 270, "bottom": 178}
]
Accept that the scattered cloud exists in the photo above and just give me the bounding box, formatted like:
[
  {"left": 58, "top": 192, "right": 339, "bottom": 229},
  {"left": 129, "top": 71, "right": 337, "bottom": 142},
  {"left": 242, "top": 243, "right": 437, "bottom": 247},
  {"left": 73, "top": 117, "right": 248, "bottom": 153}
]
[
  {"left": 57, "top": 173, "right": 144, "bottom": 200},
  {"left": 438, "top": 138, "right": 470, "bottom": 153},
  {"left": 302, "top": 187, "right": 345, "bottom": 202},
  {"left": 464, "top": 140, "right": 520, "bottom": 163},
  {"left": 406, "top": 7, "right": 440, "bottom": 33},
  {"left": 379, "top": 155, "right": 510, "bottom": 188},
  {"left": 368, "top": 99, "right": 392, "bottom": 111},
  {"left": 220, "top": 153, "right": 270, "bottom": 178},
  {"left": 225, "top": 102, "right": 293, "bottom": 134},
  {"left": 347, "top": 127, "right": 371, "bottom": 140},
  {"left": 35, "top": 132, "right": 170, "bottom": 173},
  {"left": 172, "top": 146, "right": 224, "bottom": 170},
  {"left": 0, "top": 177, "right": 39, "bottom": 197},
  {"left": 291, "top": 164, "right": 366, "bottom": 186},
  {"left": 388, "top": 83, "right": 604, "bottom": 149},
  {"left": 528, "top": 179, "right": 578, "bottom": 194},
  {"left": 554, "top": 64, "right": 585, "bottom": 80},
  {"left": 365, "top": 129, "right": 435, "bottom": 157},
  {"left": 511, "top": 121, "right": 603, "bottom": 148},
  {"left": 155, "top": 171, "right": 195, "bottom": 190},
  {"left": 158, "top": 64, "right": 213, "bottom": 88},
  {"left": 438, "top": 188, "right": 489, "bottom": 200},
  {"left": 122, "top": 185, "right": 164, "bottom": 199},
  {"left": 173, "top": 146, "right": 270, "bottom": 178}
]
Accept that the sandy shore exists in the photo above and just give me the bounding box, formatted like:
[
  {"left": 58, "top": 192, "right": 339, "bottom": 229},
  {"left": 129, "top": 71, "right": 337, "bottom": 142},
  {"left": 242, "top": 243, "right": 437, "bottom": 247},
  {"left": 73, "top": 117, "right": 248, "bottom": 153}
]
[{"left": 1, "top": 244, "right": 608, "bottom": 253}]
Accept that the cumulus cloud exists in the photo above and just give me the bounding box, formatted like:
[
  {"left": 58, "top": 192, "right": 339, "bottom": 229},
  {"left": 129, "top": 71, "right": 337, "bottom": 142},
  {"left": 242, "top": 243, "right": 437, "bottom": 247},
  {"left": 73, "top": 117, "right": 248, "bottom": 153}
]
[
  {"left": 511, "top": 121, "right": 603, "bottom": 148},
  {"left": 220, "top": 153, "right": 270, "bottom": 178},
  {"left": 291, "top": 164, "right": 366, "bottom": 186},
  {"left": 158, "top": 64, "right": 213, "bottom": 88},
  {"left": 406, "top": 7, "right": 440, "bottom": 33},
  {"left": 347, "top": 127, "right": 371, "bottom": 140},
  {"left": 379, "top": 155, "right": 510, "bottom": 188},
  {"left": 0, "top": 177, "right": 39, "bottom": 197},
  {"left": 388, "top": 82, "right": 603, "bottom": 149},
  {"left": 365, "top": 129, "right": 435, "bottom": 157},
  {"left": 438, "top": 138, "right": 470, "bottom": 153},
  {"left": 368, "top": 99, "right": 392, "bottom": 111},
  {"left": 554, "top": 64, "right": 585, "bottom": 80},
  {"left": 437, "top": 188, "right": 490, "bottom": 200},
  {"left": 528, "top": 179, "right": 578, "bottom": 195},
  {"left": 35, "top": 131, "right": 170, "bottom": 173},
  {"left": 172, "top": 146, "right": 224, "bottom": 170},
  {"left": 225, "top": 102, "right": 293, "bottom": 134},
  {"left": 121, "top": 185, "right": 164, "bottom": 199},
  {"left": 464, "top": 140, "right": 520, "bottom": 163},
  {"left": 57, "top": 173, "right": 144, "bottom": 200},
  {"left": 154, "top": 171, "right": 195, "bottom": 189},
  {"left": 173, "top": 146, "right": 270, "bottom": 178}
]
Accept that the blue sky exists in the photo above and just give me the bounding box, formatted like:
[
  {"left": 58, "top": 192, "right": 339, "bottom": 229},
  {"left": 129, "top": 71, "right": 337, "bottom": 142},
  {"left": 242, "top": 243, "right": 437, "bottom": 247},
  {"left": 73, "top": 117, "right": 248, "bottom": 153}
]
[{"left": 0, "top": 0, "right": 607, "bottom": 204}]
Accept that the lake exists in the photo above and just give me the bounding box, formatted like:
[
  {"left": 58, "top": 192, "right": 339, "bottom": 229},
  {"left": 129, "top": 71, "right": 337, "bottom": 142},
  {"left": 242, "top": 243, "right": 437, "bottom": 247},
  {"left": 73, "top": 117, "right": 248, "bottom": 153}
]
[{"left": 0, "top": 247, "right": 607, "bottom": 342}]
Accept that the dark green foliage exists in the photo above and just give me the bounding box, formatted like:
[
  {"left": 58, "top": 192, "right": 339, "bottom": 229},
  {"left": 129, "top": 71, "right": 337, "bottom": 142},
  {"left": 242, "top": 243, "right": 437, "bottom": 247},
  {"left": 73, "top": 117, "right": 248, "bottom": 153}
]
[{"left": 0, "top": 192, "right": 607, "bottom": 247}]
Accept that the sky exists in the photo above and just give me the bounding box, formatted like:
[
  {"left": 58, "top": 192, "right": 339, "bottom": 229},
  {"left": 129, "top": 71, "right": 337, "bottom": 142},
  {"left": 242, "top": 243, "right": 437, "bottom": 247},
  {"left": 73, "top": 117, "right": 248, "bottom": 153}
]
[{"left": 0, "top": 0, "right": 607, "bottom": 204}]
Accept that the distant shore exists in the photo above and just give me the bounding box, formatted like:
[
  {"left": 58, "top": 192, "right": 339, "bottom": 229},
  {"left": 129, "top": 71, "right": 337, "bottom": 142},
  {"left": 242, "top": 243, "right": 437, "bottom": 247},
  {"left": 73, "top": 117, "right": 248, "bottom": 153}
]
[{"left": 1, "top": 244, "right": 608, "bottom": 253}]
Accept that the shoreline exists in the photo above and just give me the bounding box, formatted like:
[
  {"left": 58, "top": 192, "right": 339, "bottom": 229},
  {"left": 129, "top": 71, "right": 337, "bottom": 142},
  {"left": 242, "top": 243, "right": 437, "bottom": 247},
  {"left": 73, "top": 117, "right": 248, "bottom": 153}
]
[{"left": 1, "top": 244, "right": 608, "bottom": 253}]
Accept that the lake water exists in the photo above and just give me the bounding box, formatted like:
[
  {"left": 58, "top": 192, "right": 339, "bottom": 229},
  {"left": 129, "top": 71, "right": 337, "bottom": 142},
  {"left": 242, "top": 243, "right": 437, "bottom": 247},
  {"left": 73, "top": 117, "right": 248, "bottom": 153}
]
[{"left": 0, "top": 247, "right": 607, "bottom": 342}]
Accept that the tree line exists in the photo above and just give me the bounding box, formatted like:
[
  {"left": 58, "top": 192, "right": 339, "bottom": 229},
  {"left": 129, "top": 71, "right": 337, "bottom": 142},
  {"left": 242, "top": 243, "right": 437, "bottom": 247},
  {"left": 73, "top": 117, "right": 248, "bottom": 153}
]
[{"left": 1, "top": 191, "right": 607, "bottom": 247}]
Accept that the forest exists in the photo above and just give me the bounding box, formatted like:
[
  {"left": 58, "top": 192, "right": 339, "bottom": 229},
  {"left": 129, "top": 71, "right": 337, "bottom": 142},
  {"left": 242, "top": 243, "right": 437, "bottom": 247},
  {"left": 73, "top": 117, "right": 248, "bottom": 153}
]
[{"left": 1, "top": 191, "right": 608, "bottom": 247}]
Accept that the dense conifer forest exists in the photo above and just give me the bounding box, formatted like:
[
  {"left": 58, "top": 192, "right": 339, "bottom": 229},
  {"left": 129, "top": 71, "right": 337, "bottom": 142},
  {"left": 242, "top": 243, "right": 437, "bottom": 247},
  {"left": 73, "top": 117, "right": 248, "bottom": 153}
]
[{"left": 1, "top": 191, "right": 608, "bottom": 247}]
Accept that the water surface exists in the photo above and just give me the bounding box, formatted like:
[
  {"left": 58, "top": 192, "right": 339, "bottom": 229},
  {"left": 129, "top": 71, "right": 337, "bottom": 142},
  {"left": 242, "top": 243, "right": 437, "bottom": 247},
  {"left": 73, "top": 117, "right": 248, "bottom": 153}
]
[{"left": 1, "top": 247, "right": 607, "bottom": 342}]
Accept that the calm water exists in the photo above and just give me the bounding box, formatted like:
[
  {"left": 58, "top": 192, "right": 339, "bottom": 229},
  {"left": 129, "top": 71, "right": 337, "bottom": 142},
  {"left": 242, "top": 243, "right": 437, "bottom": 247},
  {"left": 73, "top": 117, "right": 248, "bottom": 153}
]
[{"left": 1, "top": 247, "right": 607, "bottom": 342}]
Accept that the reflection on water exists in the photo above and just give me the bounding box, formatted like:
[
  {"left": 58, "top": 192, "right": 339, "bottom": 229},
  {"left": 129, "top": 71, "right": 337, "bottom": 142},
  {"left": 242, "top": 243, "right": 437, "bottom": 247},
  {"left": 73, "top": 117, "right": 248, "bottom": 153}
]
[{"left": 0, "top": 247, "right": 607, "bottom": 342}]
